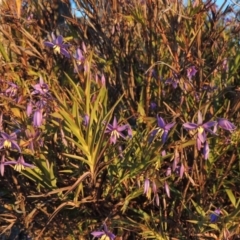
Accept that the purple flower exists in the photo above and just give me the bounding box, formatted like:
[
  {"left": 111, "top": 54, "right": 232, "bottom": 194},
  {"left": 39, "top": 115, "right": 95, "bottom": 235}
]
[
  {"left": 126, "top": 125, "right": 133, "bottom": 138},
  {"left": 161, "top": 150, "right": 166, "bottom": 156},
  {"left": 27, "top": 13, "right": 34, "bottom": 21},
  {"left": 166, "top": 167, "right": 172, "bottom": 176},
  {"left": 187, "top": 66, "right": 197, "bottom": 80},
  {"left": 73, "top": 48, "right": 86, "bottom": 72},
  {"left": 105, "top": 117, "right": 129, "bottom": 144},
  {"left": 164, "top": 181, "right": 170, "bottom": 198},
  {"left": 143, "top": 178, "right": 150, "bottom": 195},
  {"left": 118, "top": 145, "right": 124, "bottom": 158},
  {"left": 83, "top": 114, "right": 89, "bottom": 126},
  {"left": 203, "top": 141, "right": 210, "bottom": 160},
  {"left": 33, "top": 109, "right": 43, "bottom": 127},
  {"left": 165, "top": 77, "right": 179, "bottom": 89},
  {"left": 149, "top": 116, "right": 175, "bottom": 144},
  {"left": 4, "top": 155, "right": 35, "bottom": 172},
  {"left": 26, "top": 101, "right": 33, "bottom": 117},
  {"left": 91, "top": 223, "right": 115, "bottom": 240},
  {"left": 143, "top": 179, "right": 159, "bottom": 206},
  {"left": 154, "top": 193, "right": 160, "bottom": 206},
  {"left": 0, "top": 155, "right": 6, "bottom": 176},
  {"left": 150, "top": 102, "right": 157, "bottom": 110},
  {"left": 0, "top": 131, "right": 21, "bottom": 152},
  {"left": 173, "top": 148, "right": 180, "bottom": 171},
  {"left": 101, "top": 73, "right": 106, "bottom": 86},
  {"left": 95, "top": 73, "right": 106, "bottom": 86},
  {"left": 180, "top": 163, "right": 185, "bottom": 178},
  {"left": 202, "top": 84, "right": 217, "bottom": 92},
  {"left": 183, "top": 111, "right": 216, "bottom": 150},
  {"left": 210, "top": 209, "right": 221, "bottom": 223},
  {"left": 25, "top": 128, "right": 40, "bottom": 152},
  {"left": 222, "top": 58, "right": 228, "bottom": 71},
  {"left": 152, "top": 181, "right": 157, "bottom": 194},
  {"left": 31, "top": 76, "right": 49, "bottom": 96},
  {"left": 5, "top": 82, "right": 18, "bottom": 98},
  {"left": 82, "top": 41, "right": 87, "bottom": 53},
  {"left": 44, "top": 33, "right": 70, "bottom": 58},
  {"left": 216, "top": 118, "right": 236, "bottom": 132},
  {"left": 151, "top": 181, "right": 160, "bottom": 206}
]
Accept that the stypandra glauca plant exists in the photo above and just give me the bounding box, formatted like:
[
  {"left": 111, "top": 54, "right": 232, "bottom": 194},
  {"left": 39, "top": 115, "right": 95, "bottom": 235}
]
[{"left": 0, "top": 0, "right": 240, "bottom": 239}]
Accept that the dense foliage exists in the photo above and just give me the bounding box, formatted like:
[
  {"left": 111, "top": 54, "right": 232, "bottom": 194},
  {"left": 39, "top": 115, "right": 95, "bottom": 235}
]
[{"left": 0, "top": 0, "right": 240, "bottom": 239}]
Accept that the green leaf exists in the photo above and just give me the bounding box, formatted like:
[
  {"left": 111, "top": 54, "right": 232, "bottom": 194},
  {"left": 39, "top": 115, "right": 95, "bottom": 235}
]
[
  {"left": 121, "top": 189, "right": 143, "bottom": 213},
  {"left": 225, "top": 188, "right": 236, "bottom": 207},
  {"left": 62, "top": 152, "right": 89, "bottom": 165},
  {"left": 191, "top": 199, "right": 206, "bottom": 217}
]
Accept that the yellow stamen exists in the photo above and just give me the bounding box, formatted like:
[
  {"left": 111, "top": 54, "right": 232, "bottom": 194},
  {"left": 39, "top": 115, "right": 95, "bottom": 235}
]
[
  {"left": 198, "top": 126, "right": 204, "bottom": 134},
  {"left": 111, "top": 130, "right": 120, "bottom": 139},
  {"left": 3, "top": 140, "right": 11, "bottom": 149},
  {"left": 53, "top": 45, "right": 61, "bottom": 54},
  {"left": 14, "top": 163, "right": 24, "bottom": 172}
]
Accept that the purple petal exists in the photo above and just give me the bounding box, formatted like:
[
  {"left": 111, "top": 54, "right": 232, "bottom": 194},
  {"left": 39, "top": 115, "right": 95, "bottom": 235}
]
[
  {"left": 83, "top": 114, "right": 89, "bottom": 126},
  {"left": 197, "top": 132, "right": 206, "bottom": 143},
  {"left": 164, "top": 122, "right": 175, "bottom": 131},
  {"left": 204, "top": 128, "right": 216, "bottom": 135},
  {"left": 197, "top": 137, "right": 202, "bottom": 151},
  {"left": 183, "top": 123, "right": 198, "bottom": 130},
  {"left": 150, "top": 102, "right": 157, "bottom": 110},
  {"left": 173, "top": 149, "right": 180, "bottom": 171},
  {"left": 61, "top": 43, "right": 70, "bottom": 48},
  {"left": 164, "top": 181, "right": 170, "bottom": 198},
  {"left": 162, "top": 131, "right": 168, "bottom": 144},
  {"left": 11, "top": 140, "right": 21, "bottom": 152},
  {"left": 118, "top": 131, "right": 127, "bottom": 140},
  {"left": 157, "top": 116, "right": 166, "bottom": 128},
  {"left": 152, "top": 181, "right": 157, "bottom": 194},
  {"left": 60, "top": 48, "right": 70, "bottom": 58},
  {"left": 105, "top": 123, "right": 113, "bottom": 133},
  {"left": 203, "top": 142, "right": 210, "bottom": 160},
  {"left": 202, "top": 121, "right": 217, "bottom": 130},
  {"left": 23, "top": 162, "right": 35, "bottom": 168},
  {"left": 82, "top": 41, "right": 87, "bottom": 53},
  {"left": 110, "top": 135, "right": 117, "bottom": 145},
  {"left": 56, "top": 35, "right": 64, "bottom": 45},
  {"left": 155, "top": 194, "right": 160, "bottom": 206},
  {"left": 117, "top": 125, "right": 128, "bottom": 132},
  {"left": 1, "top": 132, "right": 11, "bottom": 140},
  {"left": 112, "top": 117, "right": 118, "bottom": 128},
  {"left": 0, "top": 162, "right": 5, "bottom": 176},
  {"left": 127, "top": 126, "right": 132, "bottom": 138},
  {"left": 172, "top": 80, "right": 179, "bottom": 89},
  {"left": 91, "top": 231, "right": 105, "bottom": 237},
  {"left": 107, "top": 233, "right": 116, "bottom": 240},
  {"left": 187, "top": 66, "right": 197, "bottom": 80},
  {"left": 103, "top": 224, "right": 108, "bottom": 233},
  {"left": 144, "top": 179, "right": 150, "bottom": 194},
  {"left": 148, "top": 129, "right": 158, "bottom": 143},
  {"left": 210, "top": 209, "right": 221, "bottom": 223},
  {"left": 26, "top": 102, "right": 33, "bottom": 117},
  {"left": 44, "top": 42, "right": 55, "bottom": 48},
  {"left": 217, "top": 118, "right": 236, "bottom": 131},
  {"left": 76, "top": 48, "right": 83, "bottom": 59},
  {"left": 180, "top": 163, "right": 185, "bottom": 178},
  {"left": 213, "top": 124, "right": 218, "bottom": 133},
  {"left": 101, "top": 74, "right": 106, "bottom": 86},
  {"left": 4, "top": 161, "right": 18, "bottom": 166},
  {"left": 33, "top": 109, "right": 43, "bottom": 127},
  {"left": 51, "top": 32, "right": 56, "bottom": 41}
]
